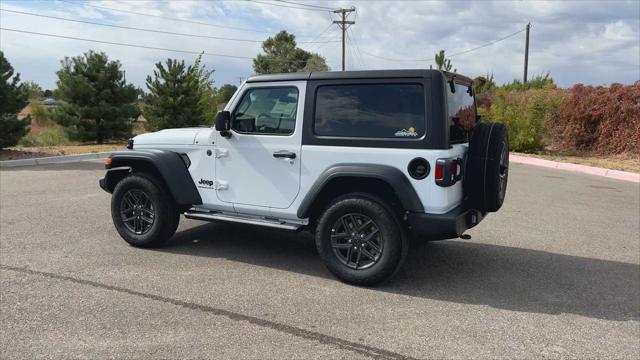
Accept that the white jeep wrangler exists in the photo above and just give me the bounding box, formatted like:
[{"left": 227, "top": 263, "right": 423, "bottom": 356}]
[{"left": 100, "top": 70, "right": 509, "bottom": 285}]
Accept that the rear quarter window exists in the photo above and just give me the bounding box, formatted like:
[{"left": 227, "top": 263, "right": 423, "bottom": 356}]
[
  {"left": 448, "top": 82, "right": 476, "bottom": 144},
  {"left": 314, "top": 83, "right": 426, "bottom": 139}
]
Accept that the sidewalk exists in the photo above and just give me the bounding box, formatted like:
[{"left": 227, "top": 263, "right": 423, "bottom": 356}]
[{"left": 510, "top": 154, "right": 639, "bottom": 183}]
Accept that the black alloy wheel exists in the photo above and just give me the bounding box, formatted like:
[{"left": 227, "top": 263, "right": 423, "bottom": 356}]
[
  {"left": 330, "top": 213, "right": 383, "bottom": 270},
  {"left": 120, "top": 189, "right": 155, "bottom": 235}
]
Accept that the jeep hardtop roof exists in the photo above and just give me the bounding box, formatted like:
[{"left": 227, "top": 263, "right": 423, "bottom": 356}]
[{"left": 246, "top": 69, "right": 473, "bottom": 84}]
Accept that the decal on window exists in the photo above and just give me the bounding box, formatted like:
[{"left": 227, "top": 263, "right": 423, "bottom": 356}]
[{"left": 394, "top": 127, "right": 418, "bottom": 137}]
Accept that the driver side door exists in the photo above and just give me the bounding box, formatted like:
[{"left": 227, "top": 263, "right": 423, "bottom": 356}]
[{"left": 214, "top": 82, "right": 304, "bottom": 215}]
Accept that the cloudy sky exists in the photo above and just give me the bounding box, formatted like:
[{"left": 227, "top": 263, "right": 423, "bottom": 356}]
[{"left": 1, "top": 0, "right": 638, "bottom": 91}]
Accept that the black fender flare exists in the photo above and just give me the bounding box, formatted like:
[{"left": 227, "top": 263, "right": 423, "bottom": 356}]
[
  {"left": 101, "top": 149, "right": 202, "bottom": 206},
  {"left": 296, "top": 163, "right": 424, "bottom": 218}
]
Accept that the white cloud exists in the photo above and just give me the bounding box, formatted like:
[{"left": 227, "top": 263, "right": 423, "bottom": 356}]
[{"left": 0, "top": 0, "right": 638, "bottom": 90}]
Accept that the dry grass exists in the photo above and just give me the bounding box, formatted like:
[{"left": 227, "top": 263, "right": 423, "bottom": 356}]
[
  {"left": 6, "top": 143, "right": 126, "bottom": 158},
  {"left": 515, "top": 152, "right": 640, "bottom": 173}
]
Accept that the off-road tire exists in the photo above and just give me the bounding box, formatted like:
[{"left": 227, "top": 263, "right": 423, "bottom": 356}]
[
  {"left": 111, "top": 174, "right": 180, "bottom": 248},
  {"left": 465, "top": 122, "right": 509, "bottom": 212},
  {"left": 315, "top": 193, "right": 408, "bottom": 286}
]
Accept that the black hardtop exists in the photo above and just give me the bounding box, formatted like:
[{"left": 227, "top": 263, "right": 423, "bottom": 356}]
[{"left": 246, "top": 69, "right": 473, "bottom": 84}]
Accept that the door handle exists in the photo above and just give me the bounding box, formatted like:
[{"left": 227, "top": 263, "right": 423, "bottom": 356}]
[{"left": 273, "top": 150, "right": 296, "bottom": 159}]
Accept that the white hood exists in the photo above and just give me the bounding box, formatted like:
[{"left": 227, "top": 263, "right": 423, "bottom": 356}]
[{"left": 133, "top": 127, "right": 207, "bottom": 145}]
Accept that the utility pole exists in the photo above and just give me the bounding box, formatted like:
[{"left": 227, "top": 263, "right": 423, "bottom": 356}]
[
  {"left": 523, "top": 22, "right": 530, "bottom": 83},
  {"left": 333, "top": 7, "right": 355, "bottom": 71}
]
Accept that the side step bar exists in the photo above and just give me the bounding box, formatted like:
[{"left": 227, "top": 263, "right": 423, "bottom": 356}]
[{"left": 184, "top": 211, "right": 301, "bottom": 231}]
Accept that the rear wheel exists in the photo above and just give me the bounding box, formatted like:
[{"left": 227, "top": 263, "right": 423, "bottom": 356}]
[
  {"left": 315, "top": 193, "right": 407, "bottom": 286},
  {"left": 111, "top": 174, "right": 180, "bottom": 248}
]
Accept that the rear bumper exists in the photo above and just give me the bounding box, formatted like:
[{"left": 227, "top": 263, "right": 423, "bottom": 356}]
[{"left": 407, "top": 205, "right": 486, "bottom": 240}]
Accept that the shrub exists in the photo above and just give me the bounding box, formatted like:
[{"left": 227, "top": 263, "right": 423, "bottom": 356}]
[
  {"left": 485, "top": 88, "right": 568, "bottom": 152},
  {"left": 556, "top": 82, "right": 640, "bottom": 154},
  {"left": 0, "top": 116, "right": 30, "bottom": 149},
  {"left": 500, "top": 73, "right": 556, "bottom": 92},
  {"left": 18, "top": 125, "right": 70, "bottom": 147},
  {"left": 29, "top": 102, "right": 50, "bottom": 126}
]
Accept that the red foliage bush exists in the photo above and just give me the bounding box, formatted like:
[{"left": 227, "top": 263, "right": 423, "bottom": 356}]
[{"left": 556, "top": 82, "right": 640, "bottom": 154}]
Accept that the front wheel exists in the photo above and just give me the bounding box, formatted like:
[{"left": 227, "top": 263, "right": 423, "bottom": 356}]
[
  {"left": 111, "top": 174, "right": 180, "bottom": 248},
  {"left": 315, "top": 194, "right": 408, "bottom": 286}
]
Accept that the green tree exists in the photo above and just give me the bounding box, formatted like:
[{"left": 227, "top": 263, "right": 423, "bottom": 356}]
[
  {"left": 217, "top": 84, "right": 237, "bottom": 103},
  {"left": 144, "top": 55, "right": 215, "bottom": 130},
  {"left": 193, "top": 55, "right": 218, "bottom": 124},
  {"left": 303, "top": 53, "right": 330, "bottom": 72},
  {"left": 50, "top": 51, "right": 139, "bottom": 144},
  {"left": 0, "top": 51, "right": 30, "bottom": 149},
  {"left": 435, "top": 50, "right": 455, "bottom": 72},
  {"left": 253, "top": 31, "right": 328, "bottom": 74}
]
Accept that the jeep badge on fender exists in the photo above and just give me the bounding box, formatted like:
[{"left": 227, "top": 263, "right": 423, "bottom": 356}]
[
  {"left": 198, "top": 178, "right": 214, "bottom": 187},
  {"left": 99, "top": 69, "right": 508, "bottom": 286}
]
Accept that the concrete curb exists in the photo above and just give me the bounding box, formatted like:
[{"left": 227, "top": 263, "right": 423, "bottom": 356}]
[
  {"left": 0, "top": 152, "right": 111, "bottom": 168},
  {"left": 510, "top": 154, "right": 640, "bottom": 183}
]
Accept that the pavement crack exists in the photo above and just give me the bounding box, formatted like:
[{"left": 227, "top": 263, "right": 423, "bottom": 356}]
[{"left": 1, "top": 264, "right": 417, "bottom": 360}]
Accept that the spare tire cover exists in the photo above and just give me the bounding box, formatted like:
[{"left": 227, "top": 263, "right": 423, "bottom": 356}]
[{"left": 464, "top": 122, "right": 509, "bottom": 212}]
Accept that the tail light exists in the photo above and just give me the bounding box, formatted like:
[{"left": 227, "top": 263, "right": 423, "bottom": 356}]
[{"left": 435, "top": 158, "right": 462, "bottom": 187}]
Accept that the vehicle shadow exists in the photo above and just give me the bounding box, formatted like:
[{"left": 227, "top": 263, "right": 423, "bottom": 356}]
[{"left": 162, "top": 222, "right": 640, "bottom": 322}]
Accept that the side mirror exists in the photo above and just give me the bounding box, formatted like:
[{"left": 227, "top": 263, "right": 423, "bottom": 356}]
[{"left": 215, "top": 111, "right": 231, "bottom": 131}]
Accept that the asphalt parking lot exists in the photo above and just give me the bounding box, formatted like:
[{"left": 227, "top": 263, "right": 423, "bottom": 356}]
[{"left": 1, "top": 161, "right": 638, "bottom": 359}]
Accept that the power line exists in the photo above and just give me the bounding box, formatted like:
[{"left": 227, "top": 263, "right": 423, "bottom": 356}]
[
  {"left": 301, "top": 24, "right": 340, "bottom": 52},
  {"left": 249, "top": 0, "right": 331, "bottom": 12},
  {"left": 0, "top": 8, "right": 338, "bottom": 44},
  {"left": 347, "top": 28, "right": 366, "bottom": 69},
  {"left": 356, "top": 26, "right": 528, "bottom": 62},
  {"left": 346, "top": 30, "right": 364, "bottom": 70},
  {"left": 0, "top": 27, "right": 314, "bottom": 64},
  {"left": 58, "top": 0, "right": 270, "bottom": 33},
  {"left": 448, "top": 28, "right": 527, "bottom": 58},
  {"left": 304, "top": 33, "right": 341, "bottom": 54},
  {"left": 273, "top": 0, "right": 334, "bottom": 11}
]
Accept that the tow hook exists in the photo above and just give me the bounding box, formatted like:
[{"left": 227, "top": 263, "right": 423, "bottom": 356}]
[{"left": 459, "top": 233, "right": 471, "bottom": 240}]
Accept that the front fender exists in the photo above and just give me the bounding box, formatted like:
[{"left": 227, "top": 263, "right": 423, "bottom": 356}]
[{"left": 101, "top": 149, "right": 202, "bottom": 206}]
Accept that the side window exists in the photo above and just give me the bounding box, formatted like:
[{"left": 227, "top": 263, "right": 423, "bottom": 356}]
[
  {"left": 232, "top": 87, "right": 299, "bottom": 135},
  {"left": 448, "top": 82, "right": 476, "bottom": 144},
  {"left": 314, "top": 84, "right": 425, "bottom": 139}
]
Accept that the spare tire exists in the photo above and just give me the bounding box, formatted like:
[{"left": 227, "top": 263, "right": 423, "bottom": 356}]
[{"left": 464, "top": 122, "right": 509, "bottom": 212}]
